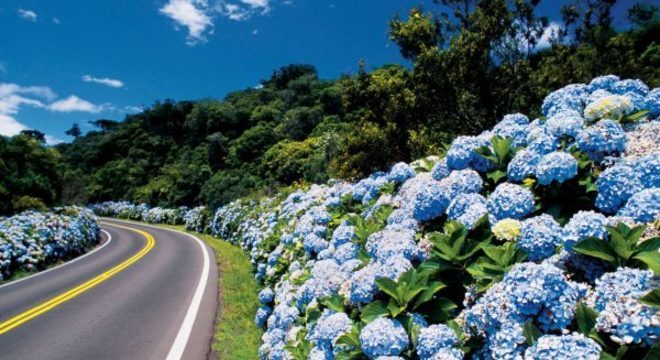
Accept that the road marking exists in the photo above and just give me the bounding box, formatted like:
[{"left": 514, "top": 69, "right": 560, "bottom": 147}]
[
  {"left": 0, "top": 230, "right": 113, "bottom": 290},
  {"left": 0, "top": 224, "right": 155, "bottom": 335},
  {"left": 100, "top": 218, "right": 212, "bottom": 360}
]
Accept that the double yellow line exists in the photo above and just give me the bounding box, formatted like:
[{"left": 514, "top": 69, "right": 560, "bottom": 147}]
[{"left": 0, "top": 223, "right": 155, "bottom": 335}]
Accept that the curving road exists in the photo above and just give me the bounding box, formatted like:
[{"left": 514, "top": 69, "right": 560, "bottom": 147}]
[{"left": 0, "top": 219, "right": 218, "bottom": 360}]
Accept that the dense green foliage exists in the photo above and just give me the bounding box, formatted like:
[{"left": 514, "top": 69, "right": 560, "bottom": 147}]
[
  {"left": 1, "top": 0, "right": 658, "bottom": 213},
  {"left": 0, "top": 132, "right": 61, "bottom": 215}
]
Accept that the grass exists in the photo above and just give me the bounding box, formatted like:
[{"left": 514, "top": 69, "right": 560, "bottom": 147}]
[{"left": 146, "top": 224, "right": 262, "bottom": 360}]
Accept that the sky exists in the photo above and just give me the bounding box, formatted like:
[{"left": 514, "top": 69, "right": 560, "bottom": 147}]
[{"left": 0, "top": 0, "right": 640, "bottom": 144}]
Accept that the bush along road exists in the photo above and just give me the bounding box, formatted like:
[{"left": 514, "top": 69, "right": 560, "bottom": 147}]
[
  {"left": 91, "top": 75, "right": 660, "bottom": 360},
  {"left": 0, "top": 219, "right": 218, "bottom": 360}
]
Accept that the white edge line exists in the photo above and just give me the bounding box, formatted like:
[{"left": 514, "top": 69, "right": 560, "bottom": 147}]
[
  {"left": 0, "top": 229, "right": 113, "bottom": 290},
  {"left": 101, "top": 218, "right": 211, "bottom": 360}
]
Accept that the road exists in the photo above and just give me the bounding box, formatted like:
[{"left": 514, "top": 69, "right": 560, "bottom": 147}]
[{"left": 0, "top": 219, "right": 218, "bottom": 360}]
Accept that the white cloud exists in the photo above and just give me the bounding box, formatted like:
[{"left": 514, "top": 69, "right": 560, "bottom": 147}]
[
  {"left": 123, "top": 105, "right": 144, "bottom": 114},
  {"left": 160, "top": 0, "right": 214, "bottom": 44},
  {"left": 18, "top": 9, "right": 37, "bottom": 22},
  {"left": 217, "top": 0, "right": 270, "bottom": 21},
  {"left": 48, "top": 95, "right": 103, "bottom": 113},
  {"left": 252, "top": 29, "right": 259, "bottom": 35},
  {"left": 53, "top": 17, "right": 61, "bottom": 25},
  {"left": 0, "top": 83, "right": 55, "bottom": 136},
  {"left": 536, "top": 22, "right": 561, "bottom": 50},
  {"left": 45, "top": 134, "right": 64, "bottom": 145},
  {"left": 82, "top": 75, "right": 124, "bottom": 88},
  {"left": 0, "top": 114, "right": 29, "bottom": 136},
  {"left": 240, "top": 0, "right": 269, "bottom": 8}
]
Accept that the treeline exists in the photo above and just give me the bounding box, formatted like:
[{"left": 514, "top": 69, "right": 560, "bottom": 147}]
[{"left": 1, "top": 0, "right": 658, "bottom": 214}]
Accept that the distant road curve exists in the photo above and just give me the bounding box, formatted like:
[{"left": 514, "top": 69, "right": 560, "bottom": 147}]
[{"left": 0, "top": 219, "right": 218, "bottom": 360}]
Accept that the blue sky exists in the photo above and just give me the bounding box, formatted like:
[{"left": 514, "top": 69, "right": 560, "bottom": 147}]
[{"left": 0, "top": 0, "right": 639, "bottom": 143}]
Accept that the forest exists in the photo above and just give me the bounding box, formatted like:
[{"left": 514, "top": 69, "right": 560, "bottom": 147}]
[{"left": 1, "top": 0, "right": 658, "bottom": 215}]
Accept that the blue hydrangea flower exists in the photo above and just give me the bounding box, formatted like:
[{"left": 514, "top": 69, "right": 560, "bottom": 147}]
[
  {"left": 307, "top": 309, "right": 352, "bottom": 349},
  {"left": 586, "top": 267, "right": 654, "bottom": 312},
  {"left": 347, "top": 263, "right": 382, "bottom": 304},
  {"left": 427, "top": 348, "right": 464, "bottom": 360},
  {"left": 635, "top": 153, "right": 660, "bottom": 189},
  {"left": 517, "top": 215, "right": 564, "bottom": 261},
  {"left": 596, "top": 162, "right": 643, "bottom": 213},
  {"left": 411, "top": 180, "right": 450, "bottom": 221},
  {"left": 365, "top": 228, "right": 419, "bottom": 261},
  {"left": 303, "top": 233, "right": 329, "bottom": 255},
  {"left": 576, "top": 120, "right": 626, "bottom": 160},
  {"left": 333, "top": 242, "right": 359, "bottom": 264},
  {"left": 563, "top": 211, "right": 608, "bottom": 250},
  {"left": 524, "top": 333, "right": 601, "bottom": 360},
  {"left": 493, "top": 113, "right": 530, "bottom": 147},
  {"left": 611, "top": 79, "right": 649, "bottom": 96},
  {"left": 378, "top": 256, "right": 413, "bottom": 281},
  {"left": 445, "top": 135, "right": 495, "bottom": 172},
  {"left": 446, "top": 193, "right": 488, "bottom": 229},
  {"left": 259, "top": 288, "right": 275, "bottom": 304},
  {"left": 387, "top": 162, "right": 416, "bottom": 183},
  {"left": 416, "top": 324, "right": 458, "bottom": 359},
  {"left": 617, "top": 188, "right": 660, "bottom": 222},
  {"left": 308, "top": 347, "right": 333, "bottom": 360},
  {"left": 486, "top": 183, "right": 535, "bottom": 222},
  {"left": 483, "top": 322, "right": 526, "bottom": 360},
  {"left": 508, "top": 149, "right": 541, "bottom": 182},
  {"left": 331, "top": 225, "right": 357, "bottom": 248},
  {"left": 296, "top": 260, "right": 348, "bottom": 307},
  {"left": 546, "top": 110, "right": 585, "bottom": 138},
  {"left": 440, "top": 169, "right": 483, "bottom": 197},
  {"left": 255, "top": 305, "right": 272, "bottom": 328},
  {"left": 535, "top": 151, "right": 578, "bottom": 185},
  {"left": 527, "top": 128, "right": 560, "bottom": 155},
  {"left": 359, "top": 318, "right": 409, "bottom": 359},
  {"left": 464, "top": 262, "right": 587, "bottom": 335},
  {"left": 431, "top": 159, "right": 451, "bottom": 181},
  {"left": 645, "top": 88, "right": 660, "bottom": 117},
  {"left": 588, "top": 75, "right": 620, "bottom": 92},
  {"left": 542, "top": 84, "right": 589, "bottom": 117}
]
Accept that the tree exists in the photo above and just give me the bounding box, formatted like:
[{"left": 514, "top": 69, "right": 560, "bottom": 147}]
[{"left": 65, "top": 123, "right": 82, "bottom": 138}]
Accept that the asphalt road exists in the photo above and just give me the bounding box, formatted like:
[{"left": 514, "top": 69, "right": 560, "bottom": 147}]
[{"left": 0, "top": 219, "right": 218, "bottom": 360}]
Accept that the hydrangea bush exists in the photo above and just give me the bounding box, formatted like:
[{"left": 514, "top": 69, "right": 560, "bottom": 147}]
[
  {"left": 0, "top": 207, "right": 100, "bottom": 281},
  {"left": 93, "top": 75, "right": 660, "bottom": 360}
]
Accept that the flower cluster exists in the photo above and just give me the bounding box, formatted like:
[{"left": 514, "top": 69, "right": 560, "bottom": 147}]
[
  {"left": 0, "top": 207, "right": 100, "bottom": 281},
  {"left": 92, "top": 75, "right": 659, "bottom": 359}
]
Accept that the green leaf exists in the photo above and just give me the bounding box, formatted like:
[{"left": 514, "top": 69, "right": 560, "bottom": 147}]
[
  {"left": 375, "top": 277, "right": 399, "bottom": 300},
  {"left": 615, "top": 346, "right": 628, "bottom": 360},
  {"left": 361, "top": 301, "right": 389, "bottom": 323},
  {"left": 638, "top": 288, "right": 660, "bottom": 307},
  {"left": 412, "top": 281, "right": 446, "bottom": 309},
  {"left": 319, "top": 295, "right": 345, "bottom": 312},
  {"left": 572, "top": 238, "right": 618, "bottom": 265},
  {"left": 387, "top": 300, "right": 404, "bottom": 318},
  {"left": 642, "top": 343, "right": 660, "bottom": 360},
  {"left": 487, "top": 170, "right": 507, "bottom": 184},
  {"left": 621, "top": 109, "right": 649, "bottom": 123},
  {"left": 523, "top": 320, "right": 541, "bottom": 346},
  {"left": 426, "top": 298, "right": 457, "bottom": 323},
  {"left": 634, "top": 251, "right": 660, "bottom": 273},
  {"left": 635, "top": 237, "right": 660, "bottom": 253},
  {"left": 575, "top": 302, "right": 599, "bottom": 335},
  {"left": 601, "top": 351, "right": 616, "bottom": 360},
  {"left": 335, "top": 325, "right": 361, "bottom": 348}
]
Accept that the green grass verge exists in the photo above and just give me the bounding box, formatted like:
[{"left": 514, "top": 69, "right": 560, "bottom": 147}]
[{"left": 147, "top": 224, "right": 262, "bottom": 360}]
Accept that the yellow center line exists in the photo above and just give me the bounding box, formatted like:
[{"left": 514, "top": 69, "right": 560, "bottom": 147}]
[{"left": 0, "top": 223, "right": 156, "bottom": 335}]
